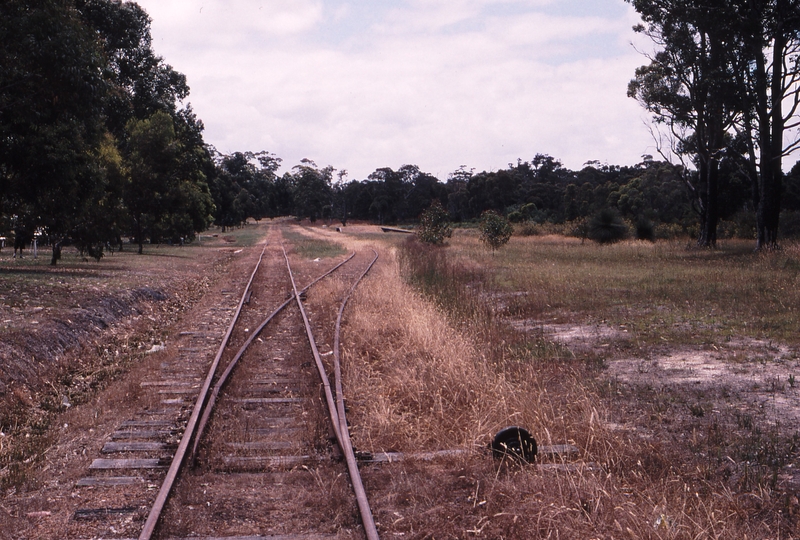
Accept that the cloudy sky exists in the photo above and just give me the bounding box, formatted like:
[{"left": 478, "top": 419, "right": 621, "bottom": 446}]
[{"left": 135, "top": 0, "right": 655, "bottom": 180}]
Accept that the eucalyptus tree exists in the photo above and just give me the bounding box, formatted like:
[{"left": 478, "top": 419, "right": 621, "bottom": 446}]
[
  {"left": 629, "top": 0, "right": 800, "bottom": 249},
  {"left": 732, "top": 0, "right": 800, "bottom": 249},
  {"left": 627, "top": 0, "right": 741, "bottom": 247},
  {"left": 76, "top": 0, "right": 189, "bottom": 137},
  {"left": 291, "top": 159, "right": 333, "bottom": 223},
  {"left": 211, "top": 150, "right": 281, "bottom": 228},
  {"left": 124, "top": 111, "right": 213, "bottom": 253}
]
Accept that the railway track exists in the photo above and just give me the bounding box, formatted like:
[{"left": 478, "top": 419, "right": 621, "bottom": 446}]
[{"left": 67, "top": 226, "right": 380, "bottom": 540}]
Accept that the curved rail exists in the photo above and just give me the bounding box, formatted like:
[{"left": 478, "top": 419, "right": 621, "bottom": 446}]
[
  {"left": 333, "top": 249, "right": 380, "bottom": 540},
  {"left": 139, "top": 240, "right": 268, "bottom": 540},
  {"left": 190, "top": 251, "right": 357, "bottom": 463},
  {"left": 138, "top": 234, "right": 377, "bottom": 540},
  {"left": 282, "top": 245, "right": 343, "bottom": 444},
  {"left": 283, "top": 245, "right": 380, "bottom": 540}
]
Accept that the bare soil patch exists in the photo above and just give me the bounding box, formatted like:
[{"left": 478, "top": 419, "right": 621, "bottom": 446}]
[{"left": 519, "top": 319, "right": 800, "bottom": 427}]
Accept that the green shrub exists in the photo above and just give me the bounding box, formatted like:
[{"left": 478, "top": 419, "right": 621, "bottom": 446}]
[
  {"left": 479, "top": 210, "right": 513, "bottom": 251},
  {"left": 417, "top": 200, "right": 452, "bottom": 245},
  {"left": 508, "top": 211, "right": 525, "bottom": 223},
  {"left": 634, "top": 216, "right": 656, "bottom": 242}
]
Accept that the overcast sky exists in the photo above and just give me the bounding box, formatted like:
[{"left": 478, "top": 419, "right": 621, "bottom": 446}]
[{"left": 135, "top": 0, "right": 655, "bottom": 180}]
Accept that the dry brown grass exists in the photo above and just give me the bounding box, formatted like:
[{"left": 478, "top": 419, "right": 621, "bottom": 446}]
[{"left": 291, "top": 223, "right": 799, "bottom": 539}]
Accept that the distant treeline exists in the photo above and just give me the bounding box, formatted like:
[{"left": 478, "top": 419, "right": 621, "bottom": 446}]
[
  {"left": 4, "top": 1, "right": 800, "bottom": 266},
  {"left": 213, "top": 151, "right": 800, "bottom": 241}
]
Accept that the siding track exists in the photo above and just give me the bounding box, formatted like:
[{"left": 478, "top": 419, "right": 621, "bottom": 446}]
[{"left": 69, "top": 225, "right": 379, "bottom": 540}]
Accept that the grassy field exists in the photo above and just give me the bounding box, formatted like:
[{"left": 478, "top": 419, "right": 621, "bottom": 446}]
[
  {"left": 445, "top": 232, "right": 800, "bottom": 342},
  {"left": 2, "top": 220, "right": 797, "bottom": 537},
  {"left": 0, "top": 224, "right": 264, "bottom": 305},
  {"left": 333, "top": 226, "right": 800, "bottom": 538}
]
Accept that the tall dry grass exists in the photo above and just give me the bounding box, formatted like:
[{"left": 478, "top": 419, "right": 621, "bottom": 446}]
[
  {"left": 282, "top": 226, "right": 800, "bottom": 539},
  {"left": 291, "top": 225, "right": 796, "bottom": 537}
]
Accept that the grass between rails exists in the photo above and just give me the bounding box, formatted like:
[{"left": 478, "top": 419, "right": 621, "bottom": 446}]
[
  {"left": 337, "top": 228, "right": 799, "bottom": 538},
  {"left": 281, "top": 227, "right": 347, "bottom": 259}
]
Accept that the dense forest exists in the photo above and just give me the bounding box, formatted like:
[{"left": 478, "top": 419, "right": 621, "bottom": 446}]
[{"left": 4, "top": 0, "right": 800, "bottom": 265}]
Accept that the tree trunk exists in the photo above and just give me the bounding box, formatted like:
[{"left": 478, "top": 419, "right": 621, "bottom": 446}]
[
  {"left": 50, "top": 241, "right": 61, "bottom": 266},
  {"left": 755, "top": 24, "right": 785, "bottom": 250},
  {"left": 756, "top": 169, "right": 782, "bottom": 249},
  {"left": 698, "top": 159, "right": 719, "bottom": 247},
  {"left": 136, "top": 215, "right": 144, "bottom": 255}
]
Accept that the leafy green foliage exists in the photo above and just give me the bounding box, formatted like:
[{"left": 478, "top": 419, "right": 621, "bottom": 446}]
[
  {"left": 479, "top": 211, "right": 513, "bottom": 251},
  {"left": 210, "top": 150, "right": 281, "bottom": 229},
  {"left": 0, "top": 0, "right": 120, "bottom": 264},
  {"left": 417, "top": 200, "right": 452, "bottom": 244},
  {"left": 291, "top": 159, "right": 333, "bottom": 223},
  {"left": 0, "top": 0, "right": 210, "bottom": 263},
  {"left": 124, "top": 111, "right": 213, "bottom": 253}
]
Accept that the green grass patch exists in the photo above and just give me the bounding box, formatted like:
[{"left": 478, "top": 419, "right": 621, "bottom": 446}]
[
  {"left": 440, "top": 234, "right": 800, "bottom": 346},
  {"left": 282, "top": 228, "right": 347, "bottom": 259},
  {"left": 206, "top": 221, "right": 269, "bottom": 247}
]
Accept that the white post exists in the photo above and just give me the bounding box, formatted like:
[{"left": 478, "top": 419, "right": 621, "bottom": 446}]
[{"left": 33, "top": 239, "right": 37, "bottom": 259}]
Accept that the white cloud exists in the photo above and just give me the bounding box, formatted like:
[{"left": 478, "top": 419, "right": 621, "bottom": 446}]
[
  {"left": 145, "top": 0, "right": 324, "bottom": 50},
  {"left": 136, "top": 0, "right": 655, "bottom": 178}
]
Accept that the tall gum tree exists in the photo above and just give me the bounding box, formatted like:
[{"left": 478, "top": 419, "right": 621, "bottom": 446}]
[
  {"left": 627, "top": 0, "right": 740, "bottom": 247},
  {"left": 630, "top": 0, "right": 800, "bottom": 250},
  {"left": 734, "top": 0, "right": 800, "bottom": 249},
  {"left": 0, "top": 0, "right": 111, "bottom": 264},
  {"left": 124, "top": 111, "right": 213, "bottom": 253}
]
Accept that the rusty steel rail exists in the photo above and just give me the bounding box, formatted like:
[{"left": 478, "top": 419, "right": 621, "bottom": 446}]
[
  {"left": 282, "top": 245, "right": 343, "bottom": 444},
  {"left": 333, "top": 249, "right": 380, "bottom": 540},
  {"left": 283, "top": 245, "right": 380, "bottom": 540},
  {"left": 190, "top": 251, "right": 357, "bottom": 463},
  {"left": 138, "top": 240, "right": 269, "bottom": 540}
]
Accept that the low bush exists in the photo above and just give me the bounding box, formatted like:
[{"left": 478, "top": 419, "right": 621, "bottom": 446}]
[
  {"left": 417, "top": 200, "right": 453, "bottom": 245},
  {"left": 634, "top": 216, "right": 656, "bottom": 241},
  {"left": 514, "top": 221, "right": 539, "bottom": 236},
  {"left": 479, "top": 211, "right": 513, "bottom": 251},
  {"left": 588, "top": 208, "right": 628, "bottom": 244}
]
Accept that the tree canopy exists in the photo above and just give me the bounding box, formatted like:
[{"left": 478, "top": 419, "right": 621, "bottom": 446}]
[
  {"left": 0, "top": 0, "right": 213, "bottom": 263},
  {"left": 4, "top": 0, "right": 799, "bottom": 259},
  {"left": 628, "top": 0, "right": 800, "bottom": 249}
]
